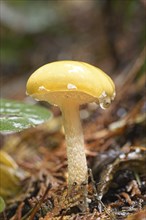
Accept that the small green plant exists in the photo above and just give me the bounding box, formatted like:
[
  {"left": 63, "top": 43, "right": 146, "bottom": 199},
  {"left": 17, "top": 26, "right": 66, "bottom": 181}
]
[
  {"left": 0, "top": 98, "right": 52, "bottom": 200},
  {"left": 0, "top": 99, "right": 52, "bottom": 132}
]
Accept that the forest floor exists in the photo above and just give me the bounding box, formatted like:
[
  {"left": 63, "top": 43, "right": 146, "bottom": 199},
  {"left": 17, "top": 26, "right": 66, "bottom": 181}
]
[{"left": 0, "top": 50, "right": 146, "bottom": 220}]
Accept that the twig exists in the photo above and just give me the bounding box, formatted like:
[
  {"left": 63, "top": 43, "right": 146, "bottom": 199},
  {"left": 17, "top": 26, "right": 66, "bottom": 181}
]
[
  {"left": 29, "top": 183, "right": 52, "bottom": 220},
  {"left": 15, "top": 202, "right": 24, "bottom": 220},
  {"left": 88, "top": 169, "right": 116, "bottom": 220}
]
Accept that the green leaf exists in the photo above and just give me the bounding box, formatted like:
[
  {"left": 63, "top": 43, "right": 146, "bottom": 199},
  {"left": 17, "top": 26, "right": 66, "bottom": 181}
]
[
  {"left": 0, "top": 99, "right": 52, "bottom": 132},
  {"left": 0, "top": 196, "right": 5, "bottom": 213}
]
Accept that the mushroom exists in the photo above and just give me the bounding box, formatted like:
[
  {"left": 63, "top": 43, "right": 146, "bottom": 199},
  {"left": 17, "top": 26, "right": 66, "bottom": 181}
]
[{"left": 26, "top": 60, "right": 115, "bottom": 206}]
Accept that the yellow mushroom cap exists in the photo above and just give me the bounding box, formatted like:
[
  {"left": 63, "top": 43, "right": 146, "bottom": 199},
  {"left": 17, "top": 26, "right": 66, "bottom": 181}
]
[{"left": 26, "top": 60, "right": 115, "bottom": 108}]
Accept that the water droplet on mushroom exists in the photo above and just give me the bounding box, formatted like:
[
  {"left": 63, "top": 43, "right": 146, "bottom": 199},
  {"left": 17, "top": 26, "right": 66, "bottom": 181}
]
[
  {"left": 98, "top": 92, "right": 111, "bottom": 109},
  {"left": 101, "top": 91, "right": 107, "bottom": 97},
  {"left": 99, "top": 97, "right": 111, "bottom": 109},
  {"left": 67, "top": 83, "right": 77, "bottom": 90},
  {"left": 111, "top": 91, "right": 116, "bottom": 101},
  {"left": 39, "top": 86, "right": 46, "bottom": 91},
  {"left": 99, "top": 102, "right": 106, "bottom": 110}
]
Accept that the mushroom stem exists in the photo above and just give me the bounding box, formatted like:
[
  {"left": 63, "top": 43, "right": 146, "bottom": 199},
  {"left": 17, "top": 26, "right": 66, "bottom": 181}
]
[{"left": 61, "top": 101, "right": 88, "bottom": 187}]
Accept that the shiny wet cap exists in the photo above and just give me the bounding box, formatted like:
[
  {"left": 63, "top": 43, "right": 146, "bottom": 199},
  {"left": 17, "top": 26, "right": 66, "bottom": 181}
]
[{"left": 26, "top": 60, "right": 116, "bottom": 108}]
